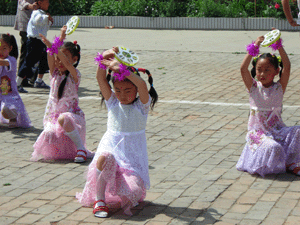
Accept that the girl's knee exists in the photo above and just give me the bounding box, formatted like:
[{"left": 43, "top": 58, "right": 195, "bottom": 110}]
[
  {"left": 97, "top": 155, "right": 107, "bottom": 171},
  {"left": 1, "top": 106, "right": 16, "bottom": 119},
  {"left": 58, "top": 114, "right": 75, "bottom": 132},
  {"left": 58, "top": 115, "right": 65, "bottom": 127}
]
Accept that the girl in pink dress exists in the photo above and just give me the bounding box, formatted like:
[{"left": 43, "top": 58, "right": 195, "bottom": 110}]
[
  {"left": 0, "top": 33, "right": 31, "bottom": 128},
  {"left": 76, "top": 47, "right": 158, "bottom": 217},
  {"left": 31, "top": 26, "right": 94, "bottom": 163},
  {"left": 236, "top": 34, "right": 300, "bottom": 177}
]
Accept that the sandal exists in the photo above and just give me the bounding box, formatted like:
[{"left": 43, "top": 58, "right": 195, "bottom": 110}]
[
  {"left": 93, "top": 200, "right": 109, "bottom": 218},
  {"left": 74, "top": 149, "right": 87, "bottom": 163},
  {"left": 287, "top": 163, "right": 300, "bottom": 176}
]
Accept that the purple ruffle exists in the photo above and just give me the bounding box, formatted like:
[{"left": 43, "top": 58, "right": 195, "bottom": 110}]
[
  {"left": 246, "top": 41, "right": 260, "bottom": 57},
  {"left": 94, "top": 52, "right": 107, "bottom": 70},
  {"left": 269, "top": 38, "right": 283, "bottom": 51},
  {"left": 47, "top": 36, "right": 64, "bottom": 56},
  {"left": 113, "top": 64, "right": 131, "bottom": 81}
]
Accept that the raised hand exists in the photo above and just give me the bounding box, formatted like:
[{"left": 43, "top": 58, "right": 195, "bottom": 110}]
[
  {"left": 255, "top": 36, "right": 264, "bottom": 46},
  {"left": 102, "top": 47, "right": 119, "bottom": 60}
]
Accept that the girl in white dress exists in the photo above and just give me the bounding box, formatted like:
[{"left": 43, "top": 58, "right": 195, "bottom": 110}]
[{"left": 76, "top": 47, "right": 158, "bottom": 217}]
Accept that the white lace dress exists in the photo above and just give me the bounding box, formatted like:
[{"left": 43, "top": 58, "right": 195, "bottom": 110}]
[{"left": 77, "top": 91, "right": 151, "bottom": 215}]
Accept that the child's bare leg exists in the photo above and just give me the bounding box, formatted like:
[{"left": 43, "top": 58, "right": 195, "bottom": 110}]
[{"left": 58, "top": 114, "right": 86, "bottom": 162}]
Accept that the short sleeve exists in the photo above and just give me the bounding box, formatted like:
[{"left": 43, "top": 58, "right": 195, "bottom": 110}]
[
  {"left": 247, "top": 79, "right": 257, "bottom": 93},
  {"left": 74, "top": 69, "right": 81, "bottom": 85},
  {"left": 4, "top": 56, "right": 17, "bottom": 72},
  {"left": 32, "top": 10, "right": 48, "bottom": 26},
  {"left": 18, "top": 0, "right": 30, "bottom": 10},
  {"left": 105, "top": 91, "right": 119, "bottom": 111},
  {"left": 134, "top": 95, "right": 151, "bottom": 115}
]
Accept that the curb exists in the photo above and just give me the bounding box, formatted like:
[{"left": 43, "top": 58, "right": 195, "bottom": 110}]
[{"left": 1, "top": 15, "right": 300, "bottom": 31}]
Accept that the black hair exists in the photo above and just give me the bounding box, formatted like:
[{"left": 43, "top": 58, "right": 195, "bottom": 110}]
[
  {"left": 57, "top": 42, "right": 81, "bottom": 100},
  {"left": 251, "top": 53, "right": 283, "bottom": 79},
  {"left": 100, "top": 67, "right": 158, "bottom": 110},
  {"left": 0, "top": 34, "right": 18, "bottom": 59}
]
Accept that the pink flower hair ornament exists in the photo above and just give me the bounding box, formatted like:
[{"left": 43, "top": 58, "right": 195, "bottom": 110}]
[{"left": 112, "top": 64, "right": 131, "bottom": 81}]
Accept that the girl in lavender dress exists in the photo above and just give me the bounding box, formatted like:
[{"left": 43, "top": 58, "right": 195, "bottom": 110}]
[
  {"left": 76, "top": 47, "right": 158, "bottom": 217},
  {"left": 31, "top": 26, "right": 94, "bottom": 163},
  {"left": 236, "top": 34, "right": 300, "bottom": 177},
  {"left": 0, "top": 33, "right": 31, "bottom": 128}
]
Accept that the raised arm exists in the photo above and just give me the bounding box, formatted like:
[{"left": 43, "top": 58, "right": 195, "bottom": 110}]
[
  {"left": 57, "top": 49, "right": 78, "bottom": 84},
  {"left": 241, "top": 36, "right": 264, "bottom": 91},
  {"left": 96, "top": 66, "right": 112, "bottom": 101},
  {"left": 278, "top": 45, "right": 291, "bottom": 93},
  {"left": 126, "top": 73, "right": 149, "bottom": 104},
  {"left": 282, "top": 0, "right": 299, "bottom": 27},
  {"left": 95, "top": 48, "right": 120, "bottom": 101},
  {"left": 240, "top": 53, "right": 254, "bottom": 92}
]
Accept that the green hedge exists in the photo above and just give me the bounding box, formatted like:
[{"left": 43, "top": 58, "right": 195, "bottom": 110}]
[
  {"left": 0, "top": 0, "right": 97, "bottom": 16},
  {"left": 0, "top": 0, "right": 298, "bottom": 19}
]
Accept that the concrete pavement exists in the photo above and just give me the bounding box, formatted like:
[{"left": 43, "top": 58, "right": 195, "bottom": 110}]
[{"left": 1, "top": 26, "right": 300, "bottom": 224}]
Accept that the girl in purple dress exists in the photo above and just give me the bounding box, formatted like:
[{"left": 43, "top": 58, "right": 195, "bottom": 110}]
[
  {"left": 236, "top": 34, "right": 300, "bottom": 177},
  {"left": 31, "top": 26, "right": 94, "bottom": 163},
  {"left": 0, "top": 33, "right": 31, "bottom": 128}
]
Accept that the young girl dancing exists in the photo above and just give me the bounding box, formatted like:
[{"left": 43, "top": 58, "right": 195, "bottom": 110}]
[
  {"left": 0, "top": 33, "right": 31, "bottom": 128},
  {"left": 236, "top": 34, "right": 300, "bottom": 177},
  {"left": 31, "top": 26, "right": 94, "bottom": 162},
  {"left": 76, "top": 47, "right": 158, "bottom": 217}
]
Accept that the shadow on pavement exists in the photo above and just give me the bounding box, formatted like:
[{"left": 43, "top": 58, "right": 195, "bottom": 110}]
[
  {"left": 78, "top": 86, "right": 100, "bottom": 98},
  {"left": 110, "top": 201, "right": 222, "bottom": 224},
  {"left": 0, "top": 126, "right": 43, "bottom": 141}
]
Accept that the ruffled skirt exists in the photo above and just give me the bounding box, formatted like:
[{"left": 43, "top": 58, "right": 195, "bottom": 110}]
[
  {"left": 236, "top": 126, "right": 300, "bottom": 176},
  {"left": 0, "top": 97, "right": 31, "bottom": 128},
  {"left": 31, "top": 112, "right": 88, "bottom": 161},
  {"left": 76, "top": 129, "right": 149, "bottom": 215}
]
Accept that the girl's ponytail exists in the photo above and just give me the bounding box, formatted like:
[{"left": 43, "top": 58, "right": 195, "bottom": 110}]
[
  {"left": 0, "top": 34, "right": 18, "bottom": 59},
  {"left": 135, "top": 68, "right": 158, "bottom": 109}
]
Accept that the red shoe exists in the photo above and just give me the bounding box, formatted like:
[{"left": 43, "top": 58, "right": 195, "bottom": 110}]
[
  {"left": 93, "top": 200, "right": 109, "bottom": 218},
  {"left": 74, "top": 149, "right": 87, "bottom": 163},
  {"left": 287, "top": 163, "right": 300, "bottom": 176}
]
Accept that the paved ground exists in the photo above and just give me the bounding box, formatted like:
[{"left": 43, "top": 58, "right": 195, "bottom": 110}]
[{"left": 2, "top": 26, "right": 300, "bottom": 225}]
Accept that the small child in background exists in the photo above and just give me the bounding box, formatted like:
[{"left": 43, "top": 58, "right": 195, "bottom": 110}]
[
  {"left": 236, "top": 34, "right": 300, "bottom": 176},
  {"left": 0, "top": 33, "right": 31, "bottom": 128},
  {"left": 17, "top": 0, "right": 52, "bottom": 93},
  {"left": 31, "top": 26, "right": 94, "bottom": 162},
  {"left": 76, "top": 48, "right": 158, "bottom": 217}
]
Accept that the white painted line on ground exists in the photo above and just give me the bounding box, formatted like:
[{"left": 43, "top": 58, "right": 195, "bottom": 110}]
[{"left": 20, "top": 94, "right": 300, "bottom": 108}]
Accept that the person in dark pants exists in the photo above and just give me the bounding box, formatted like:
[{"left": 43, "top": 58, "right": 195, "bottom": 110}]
[
  {"left": 16, "top": 0, "right": 52, "bottom": 93},
  {"left": 14, "top": 0, "right": 37, "bottom": 71},
  {"left": 14, "top": 0, "right": 40, "bottom": 87}
]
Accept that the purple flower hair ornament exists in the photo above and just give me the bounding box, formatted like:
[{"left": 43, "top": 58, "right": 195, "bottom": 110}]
[
  {"left": 246, "top": 41, "right": 260, "bottom": 57},
  {"left": 269, "top": 38, "right": 283, "bottom": 51},
  {"left": 47, "top": 36, "right": 64, "bottom": 56},
  {"left": 94, "top": 52, "right": 107, "bottom": 70},
  {"left": 113, "top": 64, "right": 131, "bottom": 81}
]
